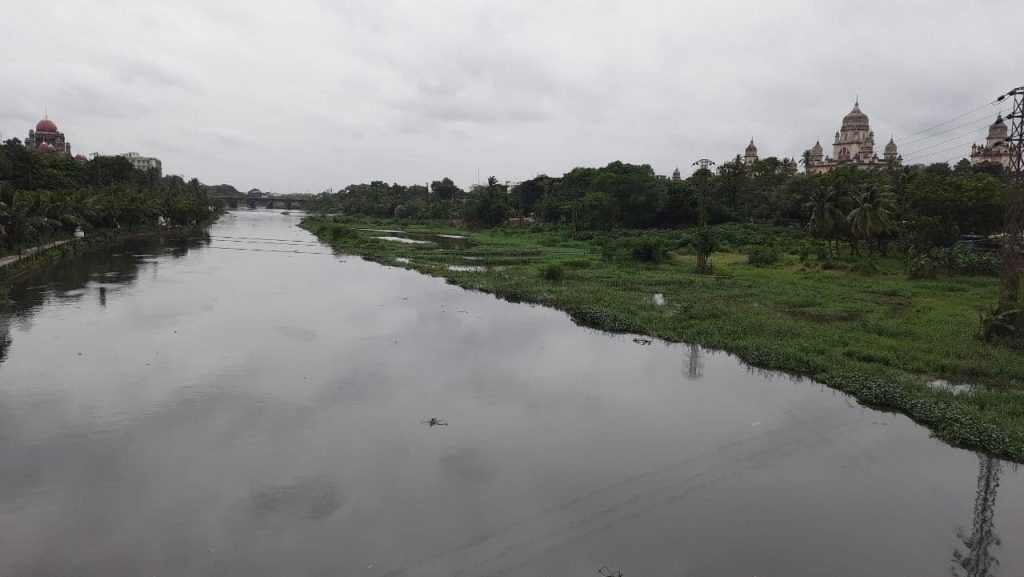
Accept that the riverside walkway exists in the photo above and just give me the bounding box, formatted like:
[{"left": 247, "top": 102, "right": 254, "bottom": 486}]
[{"left": 0, "top": 241, "right": 69, "bottom": 269}]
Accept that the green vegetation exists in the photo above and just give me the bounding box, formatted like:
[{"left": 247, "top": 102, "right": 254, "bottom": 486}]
[
  {"left": 0, "top": 139, "right": 217, "bottom": 259},
  {"left": 303, "top": 216, "right": 1024, "bottom": 461}
]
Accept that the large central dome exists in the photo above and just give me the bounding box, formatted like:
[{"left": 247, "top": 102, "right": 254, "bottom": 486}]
[
  {"left": 842, "top": 102, "right": 869, "bottom": 130},
  {"left": 36, "top": 117, "right": 59, "bottom": 133}
]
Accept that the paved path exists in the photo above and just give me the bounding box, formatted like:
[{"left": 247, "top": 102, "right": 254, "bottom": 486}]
[{"left": 0, "top": 241, "right": 70, "bottom": 269}]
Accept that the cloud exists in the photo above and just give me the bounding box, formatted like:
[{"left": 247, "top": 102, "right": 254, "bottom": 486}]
[{"left": 1, "top": 0, "right": 1021, "bottom": 191}]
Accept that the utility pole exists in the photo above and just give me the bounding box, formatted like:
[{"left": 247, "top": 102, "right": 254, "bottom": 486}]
[
  {"left": 996, "top": 86, "right": 1024, "bottom": 312},
  {"left": 692, "top": 158, "right": 716, "bottom": 274},
  {"left": 953, "top": 455, "right": 1001, "bottom": 577}
]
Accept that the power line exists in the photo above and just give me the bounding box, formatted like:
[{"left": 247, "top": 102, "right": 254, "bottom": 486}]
[
  {"left": 203, "top": 246, "right": 332, "bottom": 255},
  {"left": 898, "top": 112, "right": 997, "bottom": 149},
  {"left": 895, "top": 99, "right": 999, "bottom": 144},
  {"left": 903, "top": 140, "right": 979, "bottom": 164},
  {"left": 901, "top": 126, "right": 991, "bottom": 161}
]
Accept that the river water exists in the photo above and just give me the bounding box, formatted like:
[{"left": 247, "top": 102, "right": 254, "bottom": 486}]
[{"left": 0, "top": 211, "right": 1021, "bottom": 577}]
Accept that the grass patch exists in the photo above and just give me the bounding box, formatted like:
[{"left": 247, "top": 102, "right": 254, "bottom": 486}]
[{"left": 302, "top": 216, "right": 1024, "bottom": 462}]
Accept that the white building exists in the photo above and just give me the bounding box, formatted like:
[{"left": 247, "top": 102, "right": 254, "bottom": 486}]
[
  {"left": 970, "top": 114, "right": 1013, "bottom": 169},
  {"left": 119, "top": 152, "right": 163, "bottom": 176}
]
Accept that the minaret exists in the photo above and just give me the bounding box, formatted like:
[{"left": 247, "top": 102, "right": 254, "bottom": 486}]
[
  {"left": 744, "top": 138, "right": 759, "bottom": 165},
  {"left": 884, "top": 136, "right": 899, "bottom": 163}
]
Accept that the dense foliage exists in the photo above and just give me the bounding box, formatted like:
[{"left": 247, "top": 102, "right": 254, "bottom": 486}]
[
  {"left": 308, "top": 157, "right": 1006, "bottom": 260},
  {"left": 0, "top": 139, "right": 217, "bottom": 253}
]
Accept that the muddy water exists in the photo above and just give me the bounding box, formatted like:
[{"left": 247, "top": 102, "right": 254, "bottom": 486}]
[{"left": 0, "top": 211, "right": 1021, "bottom": 577}]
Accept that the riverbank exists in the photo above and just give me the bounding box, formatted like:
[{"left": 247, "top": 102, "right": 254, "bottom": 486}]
[
  {"left": 0, "top": 226, "right": 210, "bottom": 286},
  {"left": 302, "top": 216, "right": 1024, "bottom": 461}
]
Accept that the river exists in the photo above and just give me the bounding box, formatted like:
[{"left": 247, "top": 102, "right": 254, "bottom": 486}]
[{"left": 0, "top": 210, "right": 1021, "bottom": 577}]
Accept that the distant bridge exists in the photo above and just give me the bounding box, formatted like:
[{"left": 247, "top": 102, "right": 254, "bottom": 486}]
[{"left": 213, "top": 195, "right": 312, "bottom": 210}]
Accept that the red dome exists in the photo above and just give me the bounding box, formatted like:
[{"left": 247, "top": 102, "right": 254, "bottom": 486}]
[
  {"left": 36, "top": 118, "right": 58, "bottom": 133},
  {"left": 37, "top": 142, "right": 56, "bottom": 152},
  {"left": 74, "top": 154, "right": 88, "bottom": 162}
]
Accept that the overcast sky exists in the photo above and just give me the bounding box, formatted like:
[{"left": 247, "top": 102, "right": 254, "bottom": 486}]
[{"left": 1, "top": 0, "right": 1020, "bottom": 192}]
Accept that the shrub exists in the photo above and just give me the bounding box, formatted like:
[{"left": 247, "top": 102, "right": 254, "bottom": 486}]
[
  {"left": 747, "top": 247, "right": 780, "bottom": 266},
  {"left": 600, "top": 235, "right": 671, "bottom": 264},
  {"left": 540, "top": 263, "right": 565, "bottom": 282},
  {"left": 907, "top": 247, "right": 1000, "bottom": 279},
  {"left": 630, "top": 238, "right": 670, "bottom": 263},
  {"left": 328, "top": 225, "right": 357, "bottom": 242},
  {"left": 850, "top": 258, "right": 881, "bottom": 276}
]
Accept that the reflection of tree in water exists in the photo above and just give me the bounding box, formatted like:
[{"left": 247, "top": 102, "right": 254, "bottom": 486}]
[
  {"left": 685, "top": 343, "right": 703, "bottom": 380},
  {"left": 951, "top": 455, "right": 1002, "bottom": 577},
  {"left": 0, "top": 232, "right": 208, "bottom": 366},
  {"left": 0, "top": 317, "right": 11, "bottom": 365}
]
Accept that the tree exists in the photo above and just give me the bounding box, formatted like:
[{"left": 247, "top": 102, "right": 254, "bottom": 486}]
[
  {"left": 847, "top": 183, "right": 896, "bottom": 254},
  {"left": 461, "top": 176, "right": 508, "bottom": 227},
  {"left": 807, "top": 185, "right": 845, "bottom": 257},
  {"left": 430, "top": 177, "right": 462, "bottom": 201}
]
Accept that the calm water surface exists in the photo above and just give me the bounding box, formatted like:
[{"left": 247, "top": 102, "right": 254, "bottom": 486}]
[{"left": 1, "top": 211, "right": 1021, "bottom": 577}]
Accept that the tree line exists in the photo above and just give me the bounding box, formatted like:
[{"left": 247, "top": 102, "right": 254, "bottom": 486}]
[
  {"left": 308, "top": 156, "right": 1007, "bottom": 255},
  {"left": 0, "top": 139, "right": 217, "bottom": 253}
]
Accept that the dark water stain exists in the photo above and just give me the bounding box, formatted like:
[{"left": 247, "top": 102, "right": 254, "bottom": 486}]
[{"left": 249, "top": 475, "right": 342, "bottom": 520}]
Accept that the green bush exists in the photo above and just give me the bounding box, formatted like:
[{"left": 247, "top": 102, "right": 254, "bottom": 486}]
[
  {"left": 907, "top": 247, "right": 1000, "bottom": 279},
  {"left": 600, "top": 235, "right": 671, "bottom": 264},
  {"left": 328, "top": 225, "right": 357, "bottom": 242},
  {"left": 540, "top": 263, "right": 565, "bottom": 281},
  {"left": 630, "top": 238, "right": 670, "bottom": 263},
  {"left": 747, "top": 247, "right": 780, "bottom": 266}
]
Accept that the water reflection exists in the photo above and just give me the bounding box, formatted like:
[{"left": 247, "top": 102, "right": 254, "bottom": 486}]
[
  {"left": 685, "top": 343, "right": 703, "bottom": 380},
  {"left": 0, "top": 231, "right": 209, "bottom": 366},
  {"left": 952, "top": 455, "right": 1003, "bottom": 576},
  {"left": 1, "top": 212, "right": 1023, "bottom": 577}
]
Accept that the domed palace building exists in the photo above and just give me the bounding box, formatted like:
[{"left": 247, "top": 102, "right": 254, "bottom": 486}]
[
  {"left": 26, "top": 115, "right": 72, "bottom": 155},
  {"left": 970, "top": 113, "right": 1013, "bottom": 169},
  {"left": 805, "top": 100, "right": 901, "bottom": 174}
]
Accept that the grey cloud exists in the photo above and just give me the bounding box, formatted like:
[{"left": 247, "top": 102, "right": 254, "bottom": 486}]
[{"left": 2, "top": 0, "right": 1021, "bottom": 191}]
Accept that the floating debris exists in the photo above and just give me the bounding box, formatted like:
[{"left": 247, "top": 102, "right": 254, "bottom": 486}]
[
  {"left": 421, "top": 418, "right": 448, "bottom": 428},
  {"left": 598, "top": 567, "right": 624, "bottom": 577},
  {"left": 652, "top": 293, "right": 666, "bottom": 306},
  {"left": 632, "top": 338, "right": 652, "bottom": 345}
]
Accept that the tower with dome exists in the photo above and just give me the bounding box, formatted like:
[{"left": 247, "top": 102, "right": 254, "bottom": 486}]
[
  {"left": 26, "top": 115, "right": 72, "bottom": 155},
  {"left": 970, "top": 113, "right": 1013, "bottom": 169},
  {"left": 805, "top": 100, "right": 901, "bottom": 174}
]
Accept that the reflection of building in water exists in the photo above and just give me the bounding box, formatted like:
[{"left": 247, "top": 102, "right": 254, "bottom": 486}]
[{"left": 952, "top": 455, "right": 1002, "bottom": 577}]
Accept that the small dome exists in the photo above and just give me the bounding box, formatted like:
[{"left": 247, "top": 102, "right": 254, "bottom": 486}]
[
  {"left": 36, "top": 118, "right": 58, "bottom": 133},
  {"left": 811, "top": 140, "right": 823, "bottom": 153},
  {"left": 842, "top": 101, "right": 869, "bottom": 129},
  {"left": 74, "top": 154, "right": 88, "bottom": 162},
  {"left": 885, "top": 138, "right": 898, "bottom": 153},
  {"left": 989, "top": 114, "right": 1009, "bottom": 139},
  {"left": 37, "top": 142, "right": 57, "bottom": 152},
  {"left": 745, "top": 139, "right": 758, "bottom": 154}
]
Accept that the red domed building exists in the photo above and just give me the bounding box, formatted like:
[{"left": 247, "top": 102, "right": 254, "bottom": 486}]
[{"left": 26, "top": 115, "right": 72, "bottom": 155}]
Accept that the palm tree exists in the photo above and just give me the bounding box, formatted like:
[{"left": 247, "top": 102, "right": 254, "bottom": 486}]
[
  {"left": 847, "top": 183, "right": 896, "bottom": 255},
  {"left": 807, "top": 185, "right": 844, "bottom": 257}
]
